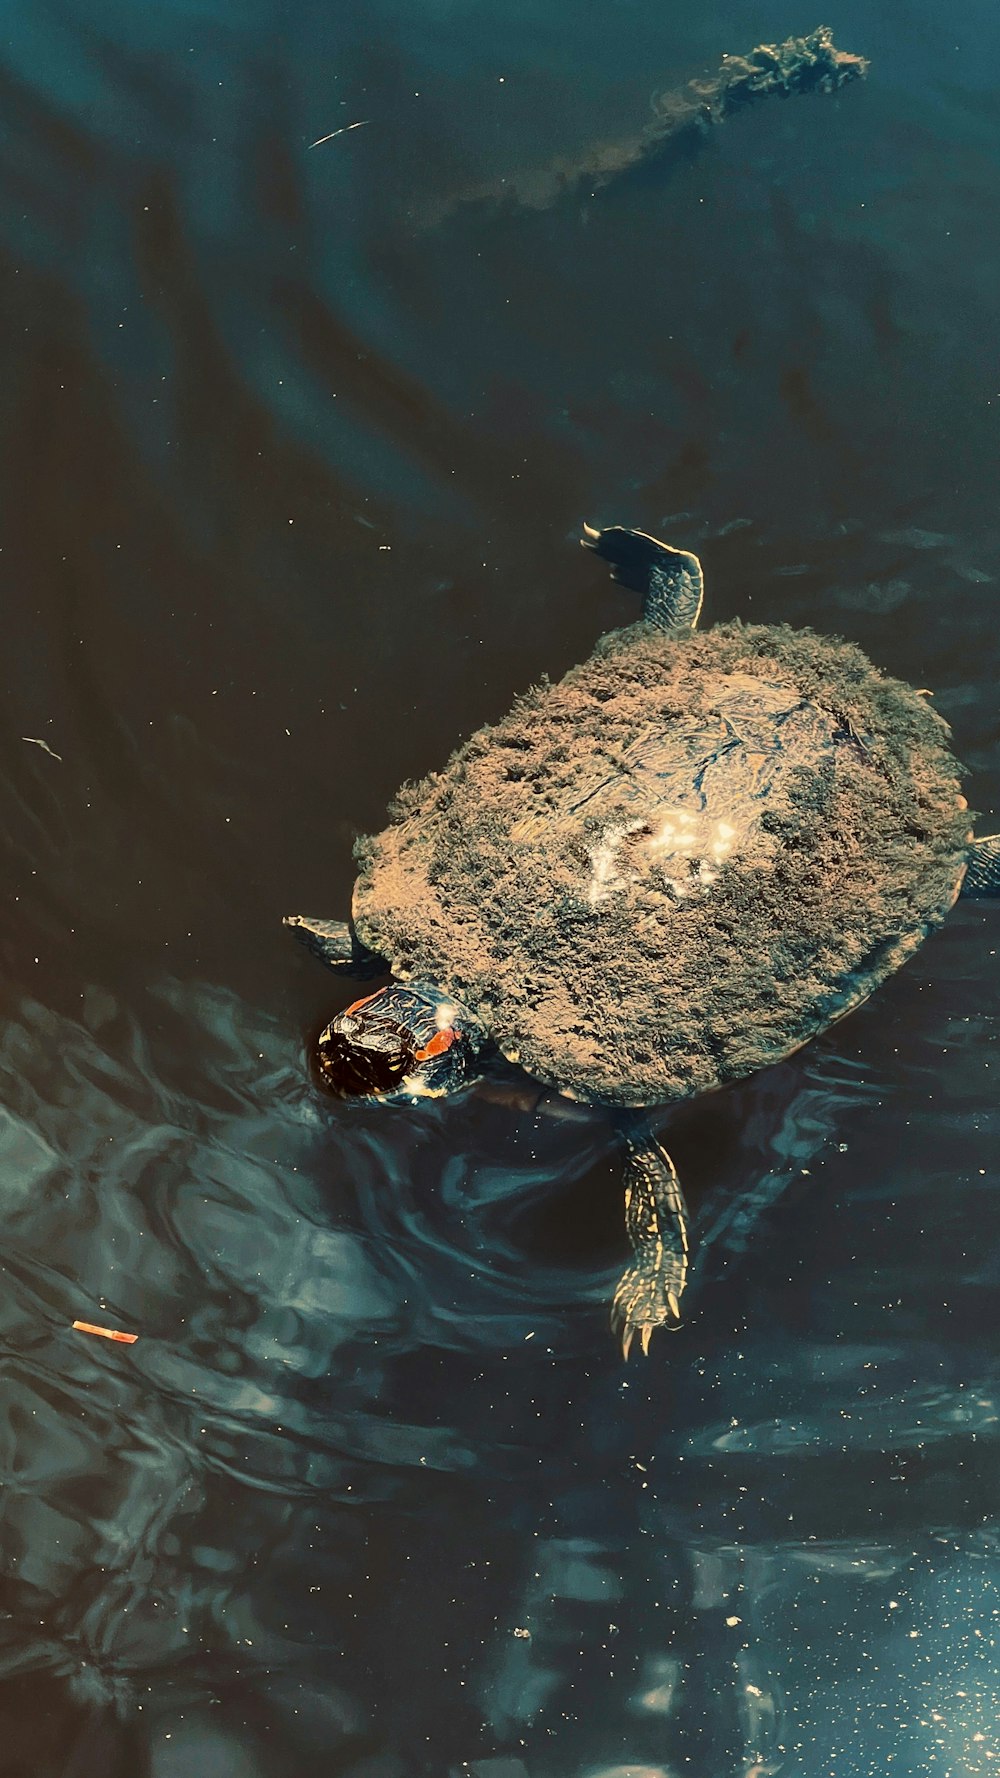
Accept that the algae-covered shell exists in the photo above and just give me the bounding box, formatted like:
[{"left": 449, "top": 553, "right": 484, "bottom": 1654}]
[{"left": 352, "top": 620, "right": 969, "bottom": 1107}]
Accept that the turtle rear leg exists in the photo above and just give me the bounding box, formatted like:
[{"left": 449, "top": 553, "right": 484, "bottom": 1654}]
[
  {"left": 611, "top": 1111, "right": 690, "bottom": 1358},
  {"left": 283, "top": 914, "right": 387, "bottom": 978},
  {"left": 962, "top": 834, "right": 1000, "bottom": 897},
  {"left": 582, "top": 524, "right": 704, "bottom": 630}
]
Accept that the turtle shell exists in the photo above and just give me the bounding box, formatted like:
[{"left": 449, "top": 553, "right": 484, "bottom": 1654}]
[{"left": 352, "top": 621, "right": 969, "bottom": 1106}]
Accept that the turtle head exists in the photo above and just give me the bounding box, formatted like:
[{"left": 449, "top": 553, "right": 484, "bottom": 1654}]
[{"left": 316, "top": 982, "right": 485, "bottom": 1103}]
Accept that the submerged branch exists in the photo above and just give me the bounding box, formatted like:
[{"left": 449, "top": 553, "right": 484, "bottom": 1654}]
[{"left": 421, "top": 27, "right": 867, "bottom": 227}]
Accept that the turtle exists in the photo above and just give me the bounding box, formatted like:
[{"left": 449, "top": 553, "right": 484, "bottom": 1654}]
[{"left": 286, "top": 526, "right": 1000, "bottom": 1355}]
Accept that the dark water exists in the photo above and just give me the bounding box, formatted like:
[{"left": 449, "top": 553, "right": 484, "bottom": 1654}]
[{"left": 1, "top": 2, "right": 999, "bottom": 1773}]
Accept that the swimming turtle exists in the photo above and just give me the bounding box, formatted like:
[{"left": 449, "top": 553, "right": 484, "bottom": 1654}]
[{"left": 286, "top": 527, "right": 1000, "bottom": 1354}]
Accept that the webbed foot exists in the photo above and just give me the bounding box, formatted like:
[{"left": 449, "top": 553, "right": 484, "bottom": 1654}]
[
  {"left": 283, "top": 915, "right": 387, "bottom": 978},
  {"left": 962, "top": 834, "right": 1000, "bottom": 898},
  {"left": 611, "top": 1267, "right": 683, "bottom": 1359},
  {"left": 612, "top": 1111, "right": 690, "bottom": 1358},
  {"left": 581, "top": 522, "right": 704, "bottom": 631}
]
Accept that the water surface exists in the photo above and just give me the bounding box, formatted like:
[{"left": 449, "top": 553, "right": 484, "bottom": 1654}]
[{"left": 1, "top": 1, "right": 999, "bottom": 1772}]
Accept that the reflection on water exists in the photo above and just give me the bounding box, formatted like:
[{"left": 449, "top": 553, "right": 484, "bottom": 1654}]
[
  {"left": 2, "top": 966, "right": 999, "bottom": 1774},
  {"left": 1, "top": 0, "right": 999, "bottom": 1771}
]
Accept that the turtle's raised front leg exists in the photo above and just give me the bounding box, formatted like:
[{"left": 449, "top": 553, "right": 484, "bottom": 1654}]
[
  {"left": 962, "top": 834, "right": 1000, "bottom": 897},
  {"left": 582, "top": 524, "right": 704, "bottom": 630},
  {"left": 283, "top": 914, "right": 387, "bottom": 978},
  {"left": 611, "top": 1111, "right": 690, "bottom": 1358}
]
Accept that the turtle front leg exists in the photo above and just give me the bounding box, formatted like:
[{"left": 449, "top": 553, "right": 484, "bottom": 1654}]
[
  {"left": 283, "top": 914, "right": 387, "bottom": 978},
  {"left": 962, "top": 834, "right": 1000, "bottom": 897},
  {"left": 611, "top": 1111, "right": 690, "bottom": 1358},
  {"left": 581, "top": 524, "right": 704, "bottom": 630}
]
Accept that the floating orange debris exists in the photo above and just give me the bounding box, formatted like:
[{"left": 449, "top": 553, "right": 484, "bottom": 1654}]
[{"left": 72, "top": 1320, "right": 138, "bottom": 1345}]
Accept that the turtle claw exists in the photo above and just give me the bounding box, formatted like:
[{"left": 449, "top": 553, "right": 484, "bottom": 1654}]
[
  {"left": 611, "top": 1275, "right": 683, "bottom": 1359},
  {"left": 618, "top": 1322, "right": 656, "bottom": 1361}
]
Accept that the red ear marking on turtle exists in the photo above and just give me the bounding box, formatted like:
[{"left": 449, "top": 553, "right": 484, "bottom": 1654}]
[
  {"left": 413, "top": 1027, "right": 459, "bottom": 1062},
  {"left": 344, "top": 988, "right": 383, "bottom": 1017}
]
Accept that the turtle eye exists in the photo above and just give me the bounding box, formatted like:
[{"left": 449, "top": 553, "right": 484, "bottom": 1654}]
[{"left": 316, "top": 1023, "right": 415, "bottom": 1097}]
